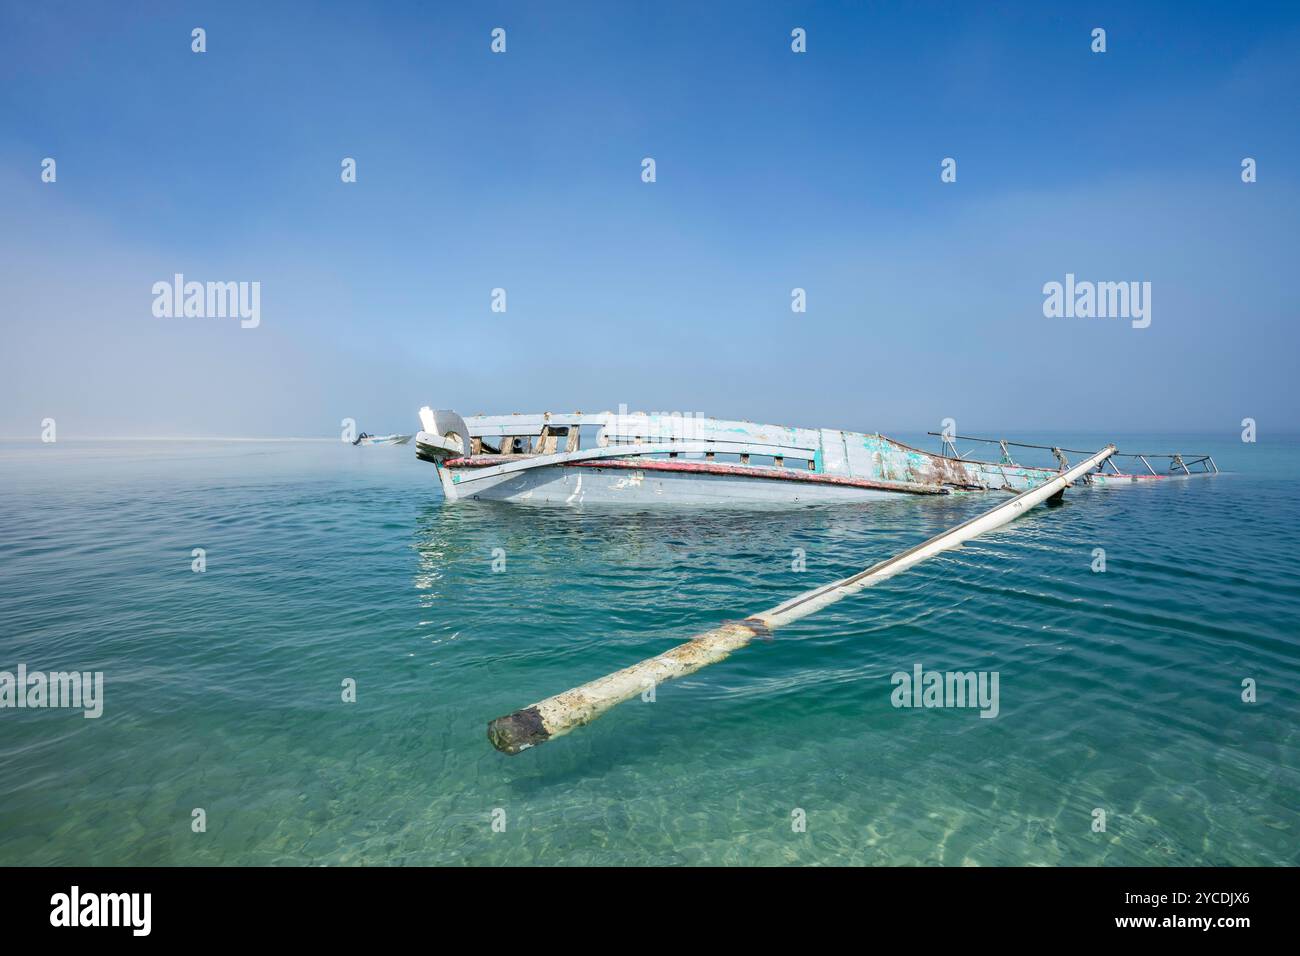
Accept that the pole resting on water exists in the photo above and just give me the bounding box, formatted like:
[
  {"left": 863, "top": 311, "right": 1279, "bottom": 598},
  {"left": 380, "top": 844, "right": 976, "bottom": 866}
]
[{"left": 487, "top": 444, "right": 1117, "bottom": 755}]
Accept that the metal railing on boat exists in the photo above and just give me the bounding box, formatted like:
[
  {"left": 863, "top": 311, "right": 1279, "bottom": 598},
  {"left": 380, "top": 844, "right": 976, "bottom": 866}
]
[{"left": 925, "top": 432, "right": 1218, "bottom": 476}]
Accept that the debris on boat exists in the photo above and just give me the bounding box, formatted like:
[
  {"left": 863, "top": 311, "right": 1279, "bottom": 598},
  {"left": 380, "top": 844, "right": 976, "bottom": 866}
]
[
  {"left": 486, "top": 445, "right": 1117, "bottom": 754},
  {"left": 413, "top": 406, "right": 1215, "bottom": 505}
]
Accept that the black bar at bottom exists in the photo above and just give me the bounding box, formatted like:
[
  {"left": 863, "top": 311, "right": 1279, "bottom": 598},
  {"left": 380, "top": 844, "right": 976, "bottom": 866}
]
[{"left": 0, "top": 866, "right": 1285, "bottom": 942}]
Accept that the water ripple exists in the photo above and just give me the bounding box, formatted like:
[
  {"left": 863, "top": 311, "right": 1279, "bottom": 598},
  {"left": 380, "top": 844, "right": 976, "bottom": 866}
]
[{"left": 0, "top": 438, "right": 1296, "bottom": 865}]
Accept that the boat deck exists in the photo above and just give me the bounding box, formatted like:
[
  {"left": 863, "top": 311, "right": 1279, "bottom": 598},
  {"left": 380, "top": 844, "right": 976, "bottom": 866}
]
[{"left": 414, "top": 408, "right": 1216, "bottom": 504}]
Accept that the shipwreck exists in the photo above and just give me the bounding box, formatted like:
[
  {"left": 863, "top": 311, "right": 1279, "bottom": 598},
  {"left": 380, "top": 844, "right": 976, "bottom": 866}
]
[{"left": 413, "top": 407, "right": 1216, "bottom": 505}]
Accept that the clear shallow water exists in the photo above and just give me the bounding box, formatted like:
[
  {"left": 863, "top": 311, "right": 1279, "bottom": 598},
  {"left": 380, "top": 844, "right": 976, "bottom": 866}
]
[{"left": 0, "top": 435, "right": 1297, "bottom": 866}]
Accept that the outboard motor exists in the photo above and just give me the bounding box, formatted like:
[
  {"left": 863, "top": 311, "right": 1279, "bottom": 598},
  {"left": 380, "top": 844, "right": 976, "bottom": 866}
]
[{"left": 414, "top": 407, "right": 475, "bottom": 501}]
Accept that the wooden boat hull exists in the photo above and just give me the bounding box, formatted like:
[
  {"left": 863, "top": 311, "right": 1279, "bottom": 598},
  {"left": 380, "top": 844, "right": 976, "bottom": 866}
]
[
  {"left": 413, "top": 408, "right": 1215, "bottom": 506},
  {"left": 437, "top": 459, "right": 928, "bottom": 505}
]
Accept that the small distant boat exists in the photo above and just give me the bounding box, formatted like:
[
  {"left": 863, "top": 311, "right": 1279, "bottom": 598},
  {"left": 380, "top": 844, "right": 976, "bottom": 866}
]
[
  {"left": 413, "top": 407, "right": 1217, "bottom": 505},
  {"left": 353, "top": 433, "right": 412, "bottom": 446}
]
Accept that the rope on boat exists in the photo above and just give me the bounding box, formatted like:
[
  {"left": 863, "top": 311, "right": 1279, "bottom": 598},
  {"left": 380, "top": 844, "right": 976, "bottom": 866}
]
[{"left": 485, "top": 444, "right": 1118, "bottom": 755}]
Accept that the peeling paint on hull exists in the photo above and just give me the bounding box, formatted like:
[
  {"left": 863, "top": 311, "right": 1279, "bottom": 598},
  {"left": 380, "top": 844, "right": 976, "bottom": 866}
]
[
  {"left": 414, "top": 408, "right": 1215, "bottom": 506},
  {"left": 444, "top": 463, "right": 903, "bottom": 505}
]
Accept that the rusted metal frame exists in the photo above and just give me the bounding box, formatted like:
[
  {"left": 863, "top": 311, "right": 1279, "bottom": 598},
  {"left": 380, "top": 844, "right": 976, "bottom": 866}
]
[
  {"left": 886, "top": 440, "right": 1075, "bottom": 490},
  {"left": 928, "top": 432, "right": 1104, "bottom": 457},
  {"left": 924, "top": 432, "right": 1218, "bottom": 480},
  {"left": 901, "top": 436, "right": 1049, "bottom": 473},
  {"left": 927, "top": 432, "right": 1191, "bottom": 461}
]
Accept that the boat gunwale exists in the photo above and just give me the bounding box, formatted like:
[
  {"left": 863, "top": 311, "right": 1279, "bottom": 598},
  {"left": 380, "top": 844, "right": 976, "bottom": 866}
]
[
  {"left": 434, "top": 441, "right": 1174, "bottom": 486},
  {"left": 447, "top": 412, "right": 1214, "bottom": 479}
]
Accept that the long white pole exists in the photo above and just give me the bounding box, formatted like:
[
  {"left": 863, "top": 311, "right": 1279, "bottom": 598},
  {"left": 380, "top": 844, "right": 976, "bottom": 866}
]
[{"left": 487, "top": 444, "right": 1116, "bottom": 754}]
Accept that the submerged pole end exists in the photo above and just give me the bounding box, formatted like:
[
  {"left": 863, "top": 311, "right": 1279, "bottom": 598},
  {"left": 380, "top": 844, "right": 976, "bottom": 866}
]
[{"left": 487, "top": 706, "right": 550, "bottom": 754}]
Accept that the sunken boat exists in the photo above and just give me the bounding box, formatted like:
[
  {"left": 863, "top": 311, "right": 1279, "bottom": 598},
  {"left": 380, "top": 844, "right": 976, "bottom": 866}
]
[{"left": 413, "top": 407, "right": 1216, "bottom": 505}]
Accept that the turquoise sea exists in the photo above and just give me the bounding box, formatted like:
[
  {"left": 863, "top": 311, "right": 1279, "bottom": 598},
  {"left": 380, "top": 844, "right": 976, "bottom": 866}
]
[{"left": 1, "top": 434, "right": 1297, "bottom": 866}]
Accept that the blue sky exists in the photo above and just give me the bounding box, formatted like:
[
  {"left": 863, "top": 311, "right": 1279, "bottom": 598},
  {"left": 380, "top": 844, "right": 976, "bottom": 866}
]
[{"left": 1, "top": 1, "right": 1297, "bottom": 437}]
